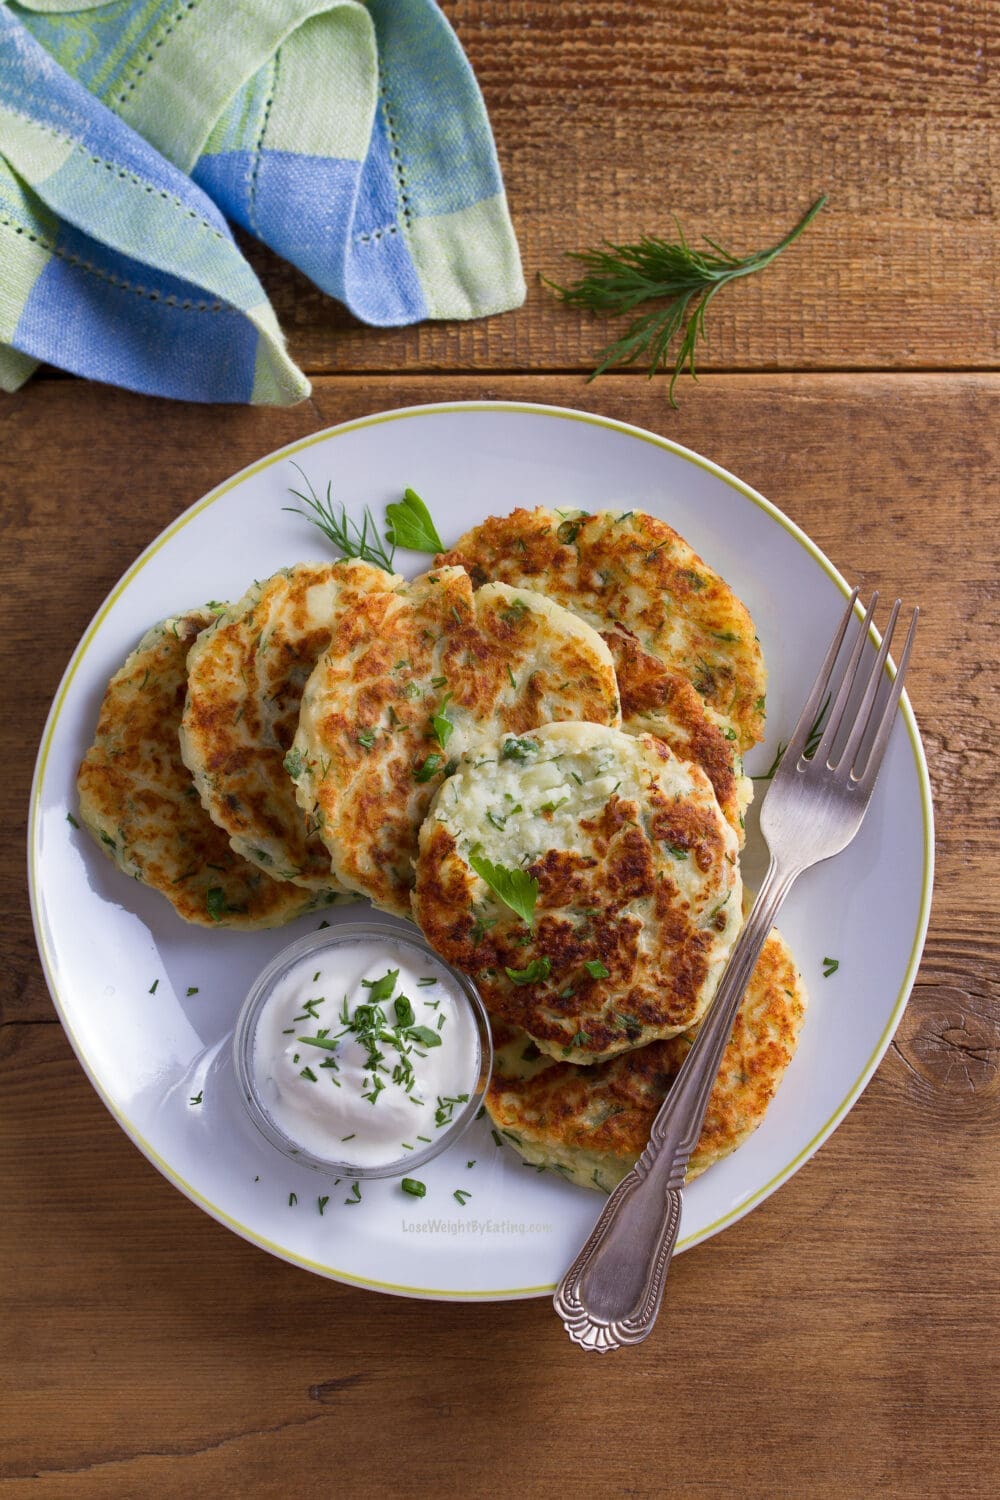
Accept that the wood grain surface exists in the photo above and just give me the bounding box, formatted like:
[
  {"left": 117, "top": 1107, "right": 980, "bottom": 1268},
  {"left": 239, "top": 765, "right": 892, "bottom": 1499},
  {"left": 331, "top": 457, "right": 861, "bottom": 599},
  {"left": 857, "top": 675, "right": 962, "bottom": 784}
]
[{"left": 3, "top": 1, "right": 999, "bottom": 1496}]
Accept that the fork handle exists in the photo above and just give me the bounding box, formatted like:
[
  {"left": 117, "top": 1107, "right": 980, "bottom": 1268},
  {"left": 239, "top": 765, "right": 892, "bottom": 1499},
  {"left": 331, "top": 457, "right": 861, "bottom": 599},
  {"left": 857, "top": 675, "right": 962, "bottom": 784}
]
[{"left": 553, "top": 855, "right": 801, "bottom": 1351}]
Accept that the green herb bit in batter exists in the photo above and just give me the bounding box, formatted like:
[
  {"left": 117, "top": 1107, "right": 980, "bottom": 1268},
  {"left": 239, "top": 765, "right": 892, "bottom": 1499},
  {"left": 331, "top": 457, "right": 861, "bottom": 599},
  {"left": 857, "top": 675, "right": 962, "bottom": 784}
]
[
  {"left": 584, "top": 959, "right": 610, "bottom": 979},
  {"left": 500, "top": 598, "right": 529, "bottom": 626},
  {"left": 505, "top": 957, "right": 552, "bottom": 985},
  {"left": 469, "top": 853, "right": 538, "bottom": 926},
  {"left": 540, "top": 797, "right": 569, "bottom": 814},
  {"left": 664, "top": 845, "right": 689, "bottom": 860},
  {"left": 283, "top": 746, "right": 305, "bottom": 779},
  {"left": 385, "top": 488, "right": 444, "bottom": 554},
  {"left": 507, "top": 665, "right": 517, "bottom": 689},
  {"left": 401, "top": 1178, "right": 426, "bottom": 1198}
]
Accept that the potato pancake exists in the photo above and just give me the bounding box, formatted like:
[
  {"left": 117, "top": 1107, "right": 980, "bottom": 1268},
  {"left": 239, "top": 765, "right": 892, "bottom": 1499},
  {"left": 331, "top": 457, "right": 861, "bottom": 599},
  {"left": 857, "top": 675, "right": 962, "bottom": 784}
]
[
  {"left": 486, "top": 926, "right": 807, "bottom": 1190},
  {"left": 77, "top": 609, "right": 341, "bottom": 928},
  {"left": 413, "top": 721, "right": 742, "bottom": 1064},
  {"left": 180, "top": 560, "right": 394, "bottom": 889},
  {"left": 439, "top": 506, "right": 767, "bottom": 752},
  {"left": 605, "top": 629, "right": 753, "bottom": 840},
  {"left": 289, "top": 566, "right": 621, "bottom": 918}
]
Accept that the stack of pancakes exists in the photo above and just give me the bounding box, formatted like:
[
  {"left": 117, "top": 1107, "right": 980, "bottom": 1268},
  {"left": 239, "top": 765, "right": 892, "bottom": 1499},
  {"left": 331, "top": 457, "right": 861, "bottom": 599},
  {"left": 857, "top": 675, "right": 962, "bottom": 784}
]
[{"left": 78, "top": 506, "right": 806, "bottom": 1189}]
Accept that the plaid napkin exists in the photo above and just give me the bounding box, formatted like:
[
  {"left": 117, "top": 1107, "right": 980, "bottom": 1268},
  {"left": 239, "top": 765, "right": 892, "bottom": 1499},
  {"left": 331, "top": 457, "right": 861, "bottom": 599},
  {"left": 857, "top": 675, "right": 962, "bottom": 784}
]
[{"left": 0, "top": 0, "right": 524, "bottom": 403}]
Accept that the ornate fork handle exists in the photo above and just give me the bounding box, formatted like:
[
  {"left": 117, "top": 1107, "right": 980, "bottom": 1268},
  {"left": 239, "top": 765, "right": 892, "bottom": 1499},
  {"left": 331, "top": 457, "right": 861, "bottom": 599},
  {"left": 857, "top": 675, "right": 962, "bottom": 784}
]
[{"left": 553, "top": 855, "right": 800, "bottom": 1352}]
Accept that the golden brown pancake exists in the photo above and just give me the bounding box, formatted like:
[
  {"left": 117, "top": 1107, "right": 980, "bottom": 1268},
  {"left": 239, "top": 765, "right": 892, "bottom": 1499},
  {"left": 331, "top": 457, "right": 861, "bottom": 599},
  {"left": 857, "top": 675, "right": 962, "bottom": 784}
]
[
  {"left": 413, "top": 721, "right": 742, "bottom": 1064},
  {"left": 77, "top": 609, "right": 341, "bottom": 928},
  {"left": 486, "top": 926, "right": 807, "bottom": 1189},
  {"left": 439, "top": 506, "right": 767, "bottom": 753},
  {"left": 289, "top": 566, "right": 621, "bottom": 918},
  {"left": 180, "top": 560, "right": 393, "bottom": 889}
]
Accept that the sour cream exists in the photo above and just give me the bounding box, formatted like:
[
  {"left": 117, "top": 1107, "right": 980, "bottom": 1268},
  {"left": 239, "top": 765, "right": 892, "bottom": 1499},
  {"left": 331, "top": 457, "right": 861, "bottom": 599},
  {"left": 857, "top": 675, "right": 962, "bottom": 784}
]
[{"left": 244, "top": 932, "right": 485, "bottom": 1172}]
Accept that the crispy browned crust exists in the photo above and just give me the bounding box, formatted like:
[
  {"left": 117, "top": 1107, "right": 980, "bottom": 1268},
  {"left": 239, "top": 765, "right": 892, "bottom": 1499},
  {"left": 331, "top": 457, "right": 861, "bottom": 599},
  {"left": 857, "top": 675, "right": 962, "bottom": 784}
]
[
  {"left": 486, "top": 928, "right": 807, "bottom": 1187},
  {"left": 603, "top": 628, "right": 746, "bottom": 836},
  {"left": 76, "top": 610, "right": 336, "bottom": 929},
  {"left": 439, "top": 506, "right": 767, "bottom": 751},
  {"left": 294, "top": 568, "right": 621, "bottom": 917},
  {"left": 180, "top": 560, "right": 390, "bottom": 889},
  {"left": 413, "top": 726, "right": 741, "bottom": 1063}
]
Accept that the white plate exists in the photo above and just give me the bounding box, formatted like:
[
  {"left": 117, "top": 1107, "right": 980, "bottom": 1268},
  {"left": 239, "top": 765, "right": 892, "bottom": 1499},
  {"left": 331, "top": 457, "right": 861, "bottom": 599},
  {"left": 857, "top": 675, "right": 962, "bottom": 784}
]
[{"left": 29, "top": 402, "right": 933, "bottom": 1301}]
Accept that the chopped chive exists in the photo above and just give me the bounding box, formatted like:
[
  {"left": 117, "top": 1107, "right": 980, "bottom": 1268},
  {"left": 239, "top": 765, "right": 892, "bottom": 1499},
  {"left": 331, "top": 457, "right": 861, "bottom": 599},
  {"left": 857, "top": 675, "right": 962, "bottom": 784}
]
[
  {"left": 186, "top": 986, "right": 199, "bottom": 996},
  {"left": 822, "top": 956, "right": 840, "bottom": 978},
  {"left": 401, "top": 1178, "right": 426, "bottom": 1197},
  {"left": 148, "top": 979, "right": 159, "bottom": 994},
  {"left": 66, "top": 812, "right": 80, "bottom": 829},
  {"left": 317, "top": 1196, "right": 329, "bottom": 1216},
  {"left": 189, "top": 1091, "right": 203, "bottom": 1105},
  {"left": 453, "top": 1189, "right": 471, "bottom": 1206}
]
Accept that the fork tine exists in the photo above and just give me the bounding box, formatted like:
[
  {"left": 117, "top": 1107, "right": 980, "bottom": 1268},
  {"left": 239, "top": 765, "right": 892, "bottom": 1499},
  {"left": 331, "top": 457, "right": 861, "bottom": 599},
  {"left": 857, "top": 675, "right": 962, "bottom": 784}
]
[
  {"left": 834, "top": 598, "right": 901, "bottom": 775},
  {"left": 854, "top": 606, "right": 919, "bottom": 790},
  {"left": 779, "top": 588, "right": 859, "bottom": 765},
  {"left": 808, "top": 592, "right": 879, "bottom": 769}
]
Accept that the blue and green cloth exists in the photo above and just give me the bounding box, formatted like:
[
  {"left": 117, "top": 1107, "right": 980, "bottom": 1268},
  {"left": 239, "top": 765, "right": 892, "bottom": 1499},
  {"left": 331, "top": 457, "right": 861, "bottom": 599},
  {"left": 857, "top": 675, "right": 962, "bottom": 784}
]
[{"left": 0, "top": 0, "right": 524, "bottom": 403}]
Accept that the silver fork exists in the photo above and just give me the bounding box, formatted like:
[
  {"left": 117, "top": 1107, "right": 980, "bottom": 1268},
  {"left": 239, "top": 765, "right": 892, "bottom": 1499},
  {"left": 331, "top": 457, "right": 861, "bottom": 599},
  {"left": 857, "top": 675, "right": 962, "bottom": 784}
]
[{"left": 553, "top": 590, "right": 919, "bottom": 1352}]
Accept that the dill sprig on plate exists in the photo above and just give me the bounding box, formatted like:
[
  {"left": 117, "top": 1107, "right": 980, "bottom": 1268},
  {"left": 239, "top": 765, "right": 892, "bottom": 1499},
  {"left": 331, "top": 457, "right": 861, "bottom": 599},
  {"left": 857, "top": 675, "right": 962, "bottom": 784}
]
[
  {"left": 284, "top": 462, "right": 397, "bottom": 572},
  {"left": 546, "top": 195, "right": 827, "bottom": 405}
]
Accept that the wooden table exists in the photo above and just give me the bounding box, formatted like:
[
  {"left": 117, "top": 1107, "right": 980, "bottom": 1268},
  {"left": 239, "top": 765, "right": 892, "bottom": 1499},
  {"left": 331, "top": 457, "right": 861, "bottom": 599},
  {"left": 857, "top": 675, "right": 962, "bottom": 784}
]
[{"left": 3, "top": 3, "right": 998, "bottom": 1495}]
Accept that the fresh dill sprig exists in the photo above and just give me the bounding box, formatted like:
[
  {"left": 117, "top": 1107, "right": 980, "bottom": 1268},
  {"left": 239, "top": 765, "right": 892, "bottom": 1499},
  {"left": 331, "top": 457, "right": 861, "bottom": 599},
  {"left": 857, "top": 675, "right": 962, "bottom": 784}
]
[
  {"left": 546, "top": 195, "right": 827, "bottom": 405},
  {"left": 284, "top": 462, "right": 397, "bottom": 573}
]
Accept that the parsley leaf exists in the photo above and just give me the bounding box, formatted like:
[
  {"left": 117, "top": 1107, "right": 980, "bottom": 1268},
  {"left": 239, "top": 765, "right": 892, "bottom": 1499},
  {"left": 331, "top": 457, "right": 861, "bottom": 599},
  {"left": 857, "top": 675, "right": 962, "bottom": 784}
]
[
  {"left": 505, "top": 957, "right": 552, "bottom": 985},
  {"left": 385, "top": 488, "right": 445, "bottom": 553},
  {"left": 469, "top": 853, "right": 538, "bottom": 925}
]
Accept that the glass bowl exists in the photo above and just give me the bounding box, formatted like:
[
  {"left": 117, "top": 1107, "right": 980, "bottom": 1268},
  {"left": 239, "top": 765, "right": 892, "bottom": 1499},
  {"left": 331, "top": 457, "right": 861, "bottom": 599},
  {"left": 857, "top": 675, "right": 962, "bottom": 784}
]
[{"left": 232, "top": 919, "right": 493, "bottom": 1180}]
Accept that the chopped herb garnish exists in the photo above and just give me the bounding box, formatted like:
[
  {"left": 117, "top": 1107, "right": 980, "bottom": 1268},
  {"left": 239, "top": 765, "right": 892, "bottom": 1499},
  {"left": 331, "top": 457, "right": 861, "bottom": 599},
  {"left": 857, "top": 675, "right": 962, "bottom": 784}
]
[
  {"left": 469, "top": 852, "right": 538, "bottom": 926},
  {"left": 186, "top": 986, "right": 199, "bottom": 996},
  {"left": 363, "top": 969, "right": 399, "bottom": 1003},
  {"left": 288, "top": 1192, "right": 298, "bottom": 1207},
  {"left": 414, "top": 752, "right": 444, "bottom": 782},
  {"left": 501, "top": 735, "right": 539, "bottom": 762},
  {"left": 357, "top": 728, "right": 376, "bottom": 752},
  {"left": 148, "top": 979, "right": 159, "bottom": 995},
  {"left": 66, "top": 812, "right": 80, "bottom": 830},
  {"left": 664, "top": 845, "right": 689, "bottom": 860},
  {"left": 822, "top": 956, "right": 840, "bottom": 978},
  {"left": 430, "top": 693, "right": 455, "bottom": 750},
  {"left": 317, "top": 1196, "right": 329, "bottom": 1215},
  {"left": 417, "top": 976, "right": 437, "bottom": 987},
  {"left": 401, "top": 1178, "right": 427, "bottom": 1197},
  {"left": 453, "top": 1189, "right": 472, "bottom": 1206},
  {"left": 466, "top": 1160, "right": 476, "bottom": 1169},
  {"left": 584, "top": 959, "right": 610, "bottom": 979},
  {"left": 505, "top": 957, "right": 552, "bottom": 985},
  {"left": 345, "top": 1181, "right": 362, "bottom": 1205},
  {"left": 189, "top": 1090, "right": 203, "bottom": 1105},
  {"left": 539, "top": 797, "right": 569, "bottom": 814}
]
